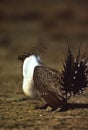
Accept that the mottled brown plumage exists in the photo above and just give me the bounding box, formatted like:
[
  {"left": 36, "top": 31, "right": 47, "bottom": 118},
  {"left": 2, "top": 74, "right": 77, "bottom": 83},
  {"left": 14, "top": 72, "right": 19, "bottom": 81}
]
[{"left": 33, "top": 66, "right": 67, "bottom": 110}]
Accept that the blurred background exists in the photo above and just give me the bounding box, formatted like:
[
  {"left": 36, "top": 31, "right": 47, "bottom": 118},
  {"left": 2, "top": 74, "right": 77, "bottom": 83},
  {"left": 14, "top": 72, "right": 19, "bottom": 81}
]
[
  {"left": 0, "top": 0, "right": 88, "bottom": 57},
  {"left": 0, "top": 0, "right": 88, "bottom": 87}
]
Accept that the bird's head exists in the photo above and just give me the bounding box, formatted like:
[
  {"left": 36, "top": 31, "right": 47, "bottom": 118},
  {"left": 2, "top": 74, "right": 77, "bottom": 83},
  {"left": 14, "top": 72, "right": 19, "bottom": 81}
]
[
  {"left": 18, "top": 53, "right": 31, "bottom": 62},
  {"left": 18, "top": 43, "right": 46, "bottom": 62},
  {"left": 18, "top": 53, "right": 41, "bottom": 64}
]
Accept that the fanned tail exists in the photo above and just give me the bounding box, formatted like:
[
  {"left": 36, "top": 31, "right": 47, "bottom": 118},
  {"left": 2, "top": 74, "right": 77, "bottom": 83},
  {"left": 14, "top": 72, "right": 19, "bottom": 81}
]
[{"left": 59, "top": 46, "right": 88, "bottom": 99}]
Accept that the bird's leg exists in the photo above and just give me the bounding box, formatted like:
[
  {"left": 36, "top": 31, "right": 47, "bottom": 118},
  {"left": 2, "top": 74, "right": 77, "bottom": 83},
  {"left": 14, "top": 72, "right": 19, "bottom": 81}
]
[
  {"left": 50, "top": 107, "right": 58, "bottom": 111},
  {"left": 59, "top": 103, "right": 69, "bottom": 112},
  {"left": 35, "top": 103, "right": 49, "bottom": 110}
]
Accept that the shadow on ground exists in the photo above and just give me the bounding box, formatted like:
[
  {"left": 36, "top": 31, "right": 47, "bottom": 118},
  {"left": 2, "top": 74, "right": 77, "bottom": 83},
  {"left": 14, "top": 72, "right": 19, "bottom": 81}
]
[{"left": 60, "top": 103, "right": 88, "bottom": 112}]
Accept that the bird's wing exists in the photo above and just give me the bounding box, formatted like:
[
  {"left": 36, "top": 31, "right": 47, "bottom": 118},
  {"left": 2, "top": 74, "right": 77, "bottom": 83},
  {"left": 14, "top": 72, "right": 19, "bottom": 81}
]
[{"left": 33, "top": 66, "right": 66, "bottom": 108}]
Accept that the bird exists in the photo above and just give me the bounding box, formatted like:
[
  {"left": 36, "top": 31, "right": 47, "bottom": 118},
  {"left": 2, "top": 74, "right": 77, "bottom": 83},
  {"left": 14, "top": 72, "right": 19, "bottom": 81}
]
[{"left": 18, "top": 45, "right": 88, "bottom": 111}]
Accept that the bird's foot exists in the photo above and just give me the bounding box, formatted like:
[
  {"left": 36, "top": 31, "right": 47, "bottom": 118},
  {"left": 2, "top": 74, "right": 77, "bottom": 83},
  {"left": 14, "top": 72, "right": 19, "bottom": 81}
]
[
  {"left": 35, "top": 103, "right": 49, "bottom": 110},
  {"left": 59, "top": 103, "right": 68, "bottom": 112}
]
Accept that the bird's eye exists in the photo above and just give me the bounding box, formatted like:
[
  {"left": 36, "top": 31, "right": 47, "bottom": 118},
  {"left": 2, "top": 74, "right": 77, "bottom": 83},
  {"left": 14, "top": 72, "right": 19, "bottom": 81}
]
[{"left": 18, "top": 55, "right": 25, "bottom": 61}]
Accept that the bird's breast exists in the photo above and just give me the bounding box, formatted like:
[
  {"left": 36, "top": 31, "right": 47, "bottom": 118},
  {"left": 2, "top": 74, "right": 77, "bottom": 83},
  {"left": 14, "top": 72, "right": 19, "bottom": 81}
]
[{"left": 22, "top": 77, "right": 40, "bottom": 99}]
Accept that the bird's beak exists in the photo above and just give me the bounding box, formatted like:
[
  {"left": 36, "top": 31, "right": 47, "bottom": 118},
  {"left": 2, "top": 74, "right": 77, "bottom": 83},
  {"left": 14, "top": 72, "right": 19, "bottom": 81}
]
[{"left": 18, "top": 55, "right": 23, "bottom": 62}]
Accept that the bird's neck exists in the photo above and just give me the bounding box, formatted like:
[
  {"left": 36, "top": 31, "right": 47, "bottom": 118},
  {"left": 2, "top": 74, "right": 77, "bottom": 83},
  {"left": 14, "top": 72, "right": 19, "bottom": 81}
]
[
  {"left": 23, "top": 55, "right": 40, "bottom": 78},
  {"left": 22, "top": 55, "right": 41, "bottom": 98}
]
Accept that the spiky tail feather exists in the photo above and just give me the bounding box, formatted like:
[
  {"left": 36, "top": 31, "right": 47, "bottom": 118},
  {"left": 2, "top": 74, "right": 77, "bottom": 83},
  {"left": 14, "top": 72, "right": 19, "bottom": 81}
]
[{"left": 59, "top": 46, "right": 88, "bottom": 99}]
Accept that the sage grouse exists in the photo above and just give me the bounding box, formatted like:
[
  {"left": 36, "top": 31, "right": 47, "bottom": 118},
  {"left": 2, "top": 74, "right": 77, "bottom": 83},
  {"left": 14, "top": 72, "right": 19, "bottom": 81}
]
[{"left": 18, "top": 46, "right": 88, "bottom": 111}]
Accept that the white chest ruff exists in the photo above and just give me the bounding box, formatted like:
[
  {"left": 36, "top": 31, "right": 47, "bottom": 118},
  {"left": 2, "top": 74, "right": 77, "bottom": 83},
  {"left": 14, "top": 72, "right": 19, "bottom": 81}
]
[
  {"left": 22, "top": 78, "right": 40, "bottom": 99},
  {"left": 23, "top": 78, "right": 34, "bottom": 97},
  {"left": 22, "top": 55, "right": 41, "bottom": 99}
]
